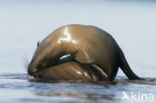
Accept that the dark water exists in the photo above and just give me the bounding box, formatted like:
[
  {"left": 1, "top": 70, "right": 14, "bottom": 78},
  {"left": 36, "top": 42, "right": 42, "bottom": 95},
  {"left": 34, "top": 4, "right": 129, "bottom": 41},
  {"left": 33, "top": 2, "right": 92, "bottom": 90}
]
[
  {"left": 0, "top": 73, "right": 156, "bottom": 103},
  {"left": 0, "top": 0, "right": 156, "bottom": 103}
]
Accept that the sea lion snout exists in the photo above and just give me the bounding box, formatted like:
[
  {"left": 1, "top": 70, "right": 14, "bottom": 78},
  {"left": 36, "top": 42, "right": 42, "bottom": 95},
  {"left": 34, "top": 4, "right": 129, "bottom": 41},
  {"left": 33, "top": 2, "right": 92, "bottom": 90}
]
[{"left": 27, "top": 65, "right": 37, "bottom": 76}]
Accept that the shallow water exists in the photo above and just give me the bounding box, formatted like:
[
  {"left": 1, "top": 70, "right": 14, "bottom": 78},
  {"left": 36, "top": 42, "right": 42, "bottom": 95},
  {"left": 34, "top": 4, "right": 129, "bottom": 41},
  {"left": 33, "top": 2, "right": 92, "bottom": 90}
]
[
  {"left": 0, "top": 0, "right": 156, "bottom": 103},
  {"left": 0, "top": 73, "right": 156, "bottom": 103}
]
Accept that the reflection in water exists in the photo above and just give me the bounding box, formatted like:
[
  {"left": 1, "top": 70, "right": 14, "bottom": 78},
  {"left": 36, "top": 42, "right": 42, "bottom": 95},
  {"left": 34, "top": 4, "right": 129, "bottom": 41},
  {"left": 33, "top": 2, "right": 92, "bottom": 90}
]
[
  {"left": 0, "top": 73, "right": 156, "bottom": 103},
  {"left": 35, "top": 92, "right": 114, "bottom": 101}
]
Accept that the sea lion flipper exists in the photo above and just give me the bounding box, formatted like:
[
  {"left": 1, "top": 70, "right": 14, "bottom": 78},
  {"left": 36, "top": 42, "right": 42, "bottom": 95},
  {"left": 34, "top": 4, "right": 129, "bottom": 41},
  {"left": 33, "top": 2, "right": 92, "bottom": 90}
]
[
  {"left": 119, "top": 48, "right": 143, "bottom": 80},
  {"left": 91, "top": 64, "right": 108, "bottom": 81}
]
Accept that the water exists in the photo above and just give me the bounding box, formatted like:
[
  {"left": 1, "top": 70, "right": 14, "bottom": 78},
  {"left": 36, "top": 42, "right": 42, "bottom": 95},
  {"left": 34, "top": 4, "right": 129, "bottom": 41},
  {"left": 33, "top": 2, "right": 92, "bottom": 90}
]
[{"left": 0, "top": 0, "right": 156, "bottom": 103}]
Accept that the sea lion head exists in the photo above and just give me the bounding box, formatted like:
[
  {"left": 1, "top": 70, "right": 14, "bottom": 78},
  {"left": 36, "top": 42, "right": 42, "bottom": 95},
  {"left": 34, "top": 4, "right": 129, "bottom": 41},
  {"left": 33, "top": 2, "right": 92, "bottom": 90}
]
[{"left": 27, "top": 40, "right": 56, "bottom": 76}]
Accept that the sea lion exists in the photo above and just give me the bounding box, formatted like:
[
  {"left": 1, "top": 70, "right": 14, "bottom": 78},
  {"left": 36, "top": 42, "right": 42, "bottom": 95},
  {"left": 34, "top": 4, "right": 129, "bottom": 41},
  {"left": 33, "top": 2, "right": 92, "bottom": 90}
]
[
  {"left": 28, "top": 24, "right": 142, "bottom": 81},
  {"left": 35, "top": 55, "right": 107, "bottom": 81}
]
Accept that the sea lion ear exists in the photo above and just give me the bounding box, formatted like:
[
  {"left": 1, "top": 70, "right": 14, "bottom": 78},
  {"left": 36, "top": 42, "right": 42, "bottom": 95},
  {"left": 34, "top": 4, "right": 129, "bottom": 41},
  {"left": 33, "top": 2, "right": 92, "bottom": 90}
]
[{"left": 37, "top": 41, "right": 40, "bottom": 46}]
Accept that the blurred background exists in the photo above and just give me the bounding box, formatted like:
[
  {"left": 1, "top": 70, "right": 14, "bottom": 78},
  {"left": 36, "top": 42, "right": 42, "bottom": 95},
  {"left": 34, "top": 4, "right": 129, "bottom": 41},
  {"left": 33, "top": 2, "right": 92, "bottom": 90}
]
[
  {"left": 0, "top": 0, "right": 156, "bottom": 103},
  {"left": 0, "top": 0, "right": 156, "bottom": 77}
]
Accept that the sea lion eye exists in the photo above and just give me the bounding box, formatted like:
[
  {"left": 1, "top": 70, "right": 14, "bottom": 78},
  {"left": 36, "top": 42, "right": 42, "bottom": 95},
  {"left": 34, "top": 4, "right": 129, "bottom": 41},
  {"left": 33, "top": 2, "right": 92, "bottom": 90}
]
[
  {"left": 37, "top": 61, "right": 47, "bottom": 70},
  {"left": 37, "top": 63, "right": 43, "bottom": 70}
]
